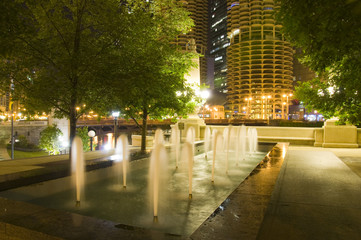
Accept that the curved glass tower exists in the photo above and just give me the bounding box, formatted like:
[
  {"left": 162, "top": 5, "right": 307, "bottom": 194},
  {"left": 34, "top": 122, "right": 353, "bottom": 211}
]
[{"left": 226, "top": 0, "right": 293, "bottom": 119}]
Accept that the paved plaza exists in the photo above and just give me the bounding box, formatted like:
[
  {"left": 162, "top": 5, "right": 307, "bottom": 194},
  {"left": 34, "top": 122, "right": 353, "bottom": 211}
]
[{"left": 0, "top": 144, "right": 361, "bottom": 239}]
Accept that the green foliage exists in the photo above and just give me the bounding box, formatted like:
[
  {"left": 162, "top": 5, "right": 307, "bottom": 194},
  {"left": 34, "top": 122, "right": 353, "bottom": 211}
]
[
  {"left": 0, "top": 0, "right": 133, "bottom": 143},
  {"left": 39, "top": 124, "right": 63, "bottom": 155},
  {"left": 100, "top": 0, "right": 197, "bottom": 151},
  {"left": 107, "top": 0, "right": 197, "bottom": 120},
  {"left": 0, "top": 0, "right": 197, "bottom": 148},
  {"left": 276, "top": 0, "right": 361, "bottom": 124},
  {"left": 13, "top": 135, "right": 38, "bottom": 149},
  {"left": 76, "top": 126, "right": 90, "bottom": 152},
  {"left": 7, "top": 149, "right": 49, "bottom": 159}
]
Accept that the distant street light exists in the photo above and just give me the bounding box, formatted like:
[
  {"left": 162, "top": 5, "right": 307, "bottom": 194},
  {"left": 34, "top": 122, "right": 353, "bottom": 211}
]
[
  {"left": 88, "top": 130, "right": 96, "bottom": 151},
  {"left": 200, "top": 89, "right": 211, "bottom": 119},
  {"left": 282, "top": 93, "right": 293, "bottom": 120},
  {"left": 10, "top": 103, "right": 14, "bottom": 160},
  {"left": 267, "top": 95, "right": 271, "bottom": 124},
  {"left": 245, "top": 97, "right": 252, "bottom": 119},
  {"left": 112, "top": 111, "right": 120, "bottom": 148}
]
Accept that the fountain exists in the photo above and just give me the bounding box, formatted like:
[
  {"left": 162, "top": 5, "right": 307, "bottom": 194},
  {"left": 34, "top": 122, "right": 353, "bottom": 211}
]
[
  {"left": 171, "top": 125, "right": 180, "bottom": 168},
  {"left": 154, "top": 129, "right": 165, "bottom": 145},
  {"left": 186, "top": 126, "right": 195, "bottom": 152},
  {"left": 248, "top": 128, "right": 258, "bottom": 153},
  {"left": 0, "top": 125, "right": 273, "bottom": 236},
  {"left": 204, "top": 126, "right": 211, "bottom": 160},
  {"left": 182, "top": 141, "right": 194, "bottom": 199},
  {"left": 114, "top": 135, "right": 129, "bottom": 189},
  {"left": 238, "top": 125, "right": 247, "bottom": 162},
  {"left": 71, "top": 136, "right": 85, "bottom": 206},
  {"left": 211, "top": 130, "right": 223, "bottom": 182},
  {"left": 149, "top": 130, "right": 168, "bottom": 222}
]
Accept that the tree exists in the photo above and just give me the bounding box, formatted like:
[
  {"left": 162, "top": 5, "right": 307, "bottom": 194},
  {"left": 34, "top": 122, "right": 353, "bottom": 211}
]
[
  {"left": 0, "top": 0, "right": 130, "bottom": 147},
  {"left": 76, "top": 126, "right": 90, "bottom": 152},
  {"left": 39, "top": 124, "right": 63, "bottom": 155},
  {"left": 276, "top": 0, "right": 361, "bottom": 124},
  {"left": 105, "top": 0, "right": 198, "bottom": 152}
]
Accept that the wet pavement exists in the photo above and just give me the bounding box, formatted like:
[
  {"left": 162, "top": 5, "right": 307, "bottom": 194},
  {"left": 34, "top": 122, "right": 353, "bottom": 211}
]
[
  {"left": 1, "top": 144, "right": 361, "bottom": 239},
  {"left": 257, "top": 147, "right": 361, "bottom": 240}
]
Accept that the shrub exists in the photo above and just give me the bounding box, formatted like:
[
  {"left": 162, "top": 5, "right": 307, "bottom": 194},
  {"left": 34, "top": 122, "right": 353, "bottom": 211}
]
[{"left": 39, "top": 124, "right": 63, "bottom": 155}]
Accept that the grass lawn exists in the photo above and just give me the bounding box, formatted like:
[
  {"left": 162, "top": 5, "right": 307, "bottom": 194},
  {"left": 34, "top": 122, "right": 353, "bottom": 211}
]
[{"left": 7, "top": 149, "right": 49, "bottom": 159}]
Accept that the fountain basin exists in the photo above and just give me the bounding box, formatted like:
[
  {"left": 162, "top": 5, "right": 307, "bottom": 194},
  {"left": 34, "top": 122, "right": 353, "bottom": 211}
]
[{"left": 0, "top": 144, "right": 274, "bottom": 236}]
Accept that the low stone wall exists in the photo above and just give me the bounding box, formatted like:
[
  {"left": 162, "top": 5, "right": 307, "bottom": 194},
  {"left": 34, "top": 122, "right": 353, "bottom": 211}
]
[
  {"left": 131, "top": 135, "right": 154, "bottom": 147},
  {"left": 135, "top": 124, "right": 361, "bottom": 148},
  {"left": 256, "top": 126, "right": 315, "bottom": 145},
  {"left": 0, "top": 121, "right": 47, "bottom": 145},
  {"left": 203, "top": 125, "right": 317, "bottom": 146}
]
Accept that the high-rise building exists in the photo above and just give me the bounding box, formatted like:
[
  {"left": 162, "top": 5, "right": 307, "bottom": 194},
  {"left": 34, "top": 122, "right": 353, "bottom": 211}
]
[
  {"left": 175, "top": 0, "right": 208, "bottom": 85},
  {"left": 0, "top": 92, "right": 10, "bottom": 113},
  {"left": 226, "top": 0, "right": 294, "bottom": 119},
  {"left": 209, "top": 0, "right": 229, "bottom": 92}
]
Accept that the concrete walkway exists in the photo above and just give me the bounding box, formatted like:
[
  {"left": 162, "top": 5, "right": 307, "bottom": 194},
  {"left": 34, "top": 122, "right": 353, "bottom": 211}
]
[{"left": 257, "top": 146, "right": 361, "bottom": 239}]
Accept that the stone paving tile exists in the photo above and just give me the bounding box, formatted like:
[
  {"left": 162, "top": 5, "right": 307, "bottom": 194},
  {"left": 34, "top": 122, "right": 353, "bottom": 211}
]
[
  {"left": 258, "top": 202, "right": 361, "bottom": 240},
  {"left": 190, "top": 143, "right": 288, "bottom": 240},
  {"left": 257, "top": 148, "right": 361, "bottom": 240}
]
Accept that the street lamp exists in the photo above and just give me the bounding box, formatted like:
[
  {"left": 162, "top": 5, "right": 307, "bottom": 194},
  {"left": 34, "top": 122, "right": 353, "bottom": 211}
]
[
  {"left": 282, "top": 93, "right": 293, "bottom": 120},
  {"left": 88, "top": 130, "right": 96, "bottom": 151},
  {"left": 10, "top": 103, "right": 14, "bottom": 160},
  {"left": 245, "top": 97, "right": 252, "bottom": 119},
  {"left": 112, "top": 111, "right": 120, "bottom": 148},
  {"left": 266, "top": 95, "right": 271, "bottom": 124},
  {"left": 282, "top": 102, "right": 287, "bottom": 119},
  {"left": 261, "top": 96, "right": 266, "bottom": 119},
  {"left": 200, "top": 89, "right": 211, "bottom": 119}
]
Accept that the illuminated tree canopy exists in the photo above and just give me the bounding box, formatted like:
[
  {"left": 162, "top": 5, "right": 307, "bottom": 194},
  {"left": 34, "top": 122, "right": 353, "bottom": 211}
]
[
  {"left": 0, "top": 0, "right": 196, "bottom": 149},
  {"left": 276, "top": 0, "right": 361, "bottom": 124}
]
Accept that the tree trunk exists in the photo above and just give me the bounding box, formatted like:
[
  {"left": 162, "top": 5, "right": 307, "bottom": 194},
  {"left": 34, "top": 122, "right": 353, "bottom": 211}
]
[
  {"left": 69, "top": 101, "right": 78, "bottom": 161},
  {"left": 141, "top": 108, "right": 148, "bottom": 153}
]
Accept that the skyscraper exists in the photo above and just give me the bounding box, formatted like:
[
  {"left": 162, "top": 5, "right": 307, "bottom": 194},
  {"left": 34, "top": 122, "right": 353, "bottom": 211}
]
[
  {"left": 175, "top": 0, "right": 208, "bottom": 85},
  {"left": 209, "top": 0, "right": 229, "bottom": 92},
  {"left": 226, "top": 0, "right": 294, "bottom": 119}
]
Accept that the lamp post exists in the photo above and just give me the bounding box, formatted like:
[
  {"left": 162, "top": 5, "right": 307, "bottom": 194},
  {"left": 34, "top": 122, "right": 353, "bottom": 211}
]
[
  {"left": 282, "top": 93, "right": 293, "bottom": 120},
  {"left": 267, "top": 95, "right": 271, "bottom": 124},
  {"left": 261, "top": 96, "right": 266, "bottom": 119},
  {"left": 10, "top": 103, "right": 14, "bottom": 160},
  {"left": 245, "top": 97, "right": 252, "bottom": 119},
  {"left": 282, "top": 102, "right": 287, "bottom": 119},
  {"left": 112, "top": 111, "right": 120, "bottom": 148},
  {"left": 88, "top": 130, "right": 96, "bottom": 151},
  {"left": 200, "top": 89, "right": 211, "bottom": 119}
]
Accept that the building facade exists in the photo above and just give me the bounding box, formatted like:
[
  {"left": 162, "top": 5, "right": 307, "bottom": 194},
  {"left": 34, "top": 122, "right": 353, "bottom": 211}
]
[
  {"left": 226, "top": 0, "right": 294, "bottom": 119},
  {"left": 176, "top": 0, "right": 208, "bottom": 85},
  {"left": 209, "top": 0, "right": 229, "bottom": 92}
]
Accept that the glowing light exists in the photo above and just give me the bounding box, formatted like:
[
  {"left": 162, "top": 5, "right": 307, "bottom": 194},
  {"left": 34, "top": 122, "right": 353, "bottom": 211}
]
[
  {"left": 282, "top": 145, "right": 286, "bottom": 159},
  {"left": 104, "top": 143, "right": 112, "bottom": 151},
  {"left": 201, "top": 89, "right": 211, "bottom": 99},
  {"left": 112, "top": 111, "right": 120, "bottom": 118},
  {"left": 109, "top": 154, "right": 122, "bottom": 161}
]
